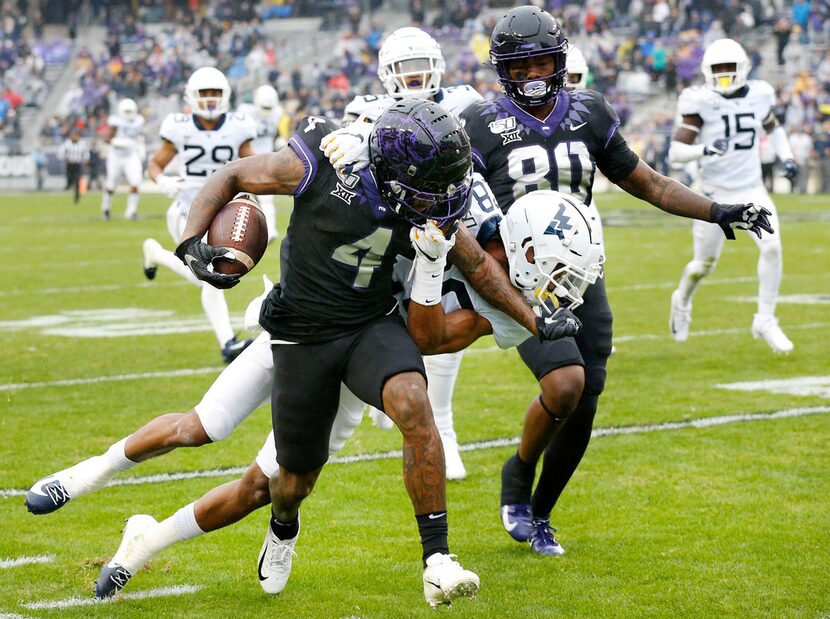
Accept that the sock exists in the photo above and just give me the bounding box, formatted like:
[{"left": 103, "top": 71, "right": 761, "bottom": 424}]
[
  {"left": 677, "top": 259, "right": 710, "bottom": 305},
  {"left": 269, "top": 514, "right": 299, "bottom": 540},
  {"left": 416, "top": 512, "right": 448, "bottom": 565},
  {"left": 201, "top": 284, "right": 235, "bottom": 347},
  {"left": 105, "top": 438, "right": 138, "bottom": 472},
  {"left": 140, "top": 503, "right": 205, "bottom": 563},
  {"left": 500, "top": 452, "right": 536, "bottom": 505},
  {"left": 424, "top": 351, "right": 463, "bottom": 441},
  {"left": 101, "top": 191, "right": 112, "bottom": 213},
  {"left": 756, "top": 241, "right": 782, "bottom": 318},
  {"left": 125, "top": 192, "right": 139, "bottom": 218}
]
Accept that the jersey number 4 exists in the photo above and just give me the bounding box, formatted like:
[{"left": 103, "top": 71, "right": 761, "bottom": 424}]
[{"left": 332, "top": 227, "right": 394, "bottom": 288}]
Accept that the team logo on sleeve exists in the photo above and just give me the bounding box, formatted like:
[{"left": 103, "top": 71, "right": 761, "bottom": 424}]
[
  {"left": 331, "top": 170, "right": 360, "bottom": 205},
  {"left": 488, "top": 116, "right": 521, "bottom": 145}
]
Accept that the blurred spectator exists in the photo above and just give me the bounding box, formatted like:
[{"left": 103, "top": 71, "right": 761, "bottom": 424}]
[
  {"left": 60, "top": 131, "right": 89, "bottom": 204},
  {"left": 789, "top": 126, "right": 814, "bottom": 193}
]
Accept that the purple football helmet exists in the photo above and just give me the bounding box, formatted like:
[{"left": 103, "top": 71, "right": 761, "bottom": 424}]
[
  {"left": 490, "top": 6, "right": 568, "bottom": 108},
  {"left": 369, "top": 98, "right": 472, "bottom": 228}
]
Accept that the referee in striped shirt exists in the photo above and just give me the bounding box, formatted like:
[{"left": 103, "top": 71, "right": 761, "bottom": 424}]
[{"left": 61, "top": 130, "right": 89, "bottom": 203}]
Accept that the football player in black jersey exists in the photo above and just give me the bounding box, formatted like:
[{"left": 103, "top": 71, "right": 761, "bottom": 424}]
[
  {"left": 173, "top": 99, "right": 567, "bottom": 606},
  {"left": 459, "top": 5, "right": 774, "bottom": 556}
]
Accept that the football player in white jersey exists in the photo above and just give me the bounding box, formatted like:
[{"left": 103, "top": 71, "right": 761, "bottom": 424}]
[
  {"left": 668, "top": 39, "right": 799, "bottom": 353},
  {"left": 101, "top": 98, "right": 145, "bottom": 221},
  {"left": 326, "top": 26, "right": 483, "bottom": 480},
  {"left": 142, "top": 66, "right": 258, "bottom": 363},
  {"left": 236, "top": 84, "right": 283, "bottom": 243}
]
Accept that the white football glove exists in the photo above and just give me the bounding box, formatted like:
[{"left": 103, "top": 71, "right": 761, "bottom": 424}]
[
  {"left": 320, "top": 114, "right": 373, "bottom": 174},
  {"left": 109, "top": 137, "right": 133, "bottom": 149},
  {"left": 410, "top": 220, "right": 457, "bottom": 263},
  {"left": 156, "top": 174, "right": 183, "bottom": 199},
  {"left": 244, "top": 274, "right": 274, "bottom": 332}
]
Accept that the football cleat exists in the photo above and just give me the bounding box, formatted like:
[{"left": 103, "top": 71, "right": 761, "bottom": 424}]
[
  {"left": 423, "top": 553, "right": 479, "bottom": 608},
  {"left": 257, "top": 517, "right": 299, "bottom": 594},
  {"left": 25, "top": 456, "right": 116, "bottom": 515},
  {"left": 142, "top": 238, "right": 160, "bottom": 280},
  {"left": 751, "top": 314, "right": 793, "bottom": 354},
  {"left": 500, "top": 503, "right": 533, "bottom": 542},
  {"left": 669, "top": 289, "right": 692, "bottom": 342},
  {"left": 528, "top": 518, "right": 565, "bottom": 556},
  {"left": 441, "top": 436, "right": 467, "bottom": 481},
  {"left": 222, "top": 336, "right": 253, "bottom": 364},
  {"left": 102, "top": 209, "right": 111, "bottom": 222},
  {"left": 95, "top": 514, "right": 159, "bottom": 598}
]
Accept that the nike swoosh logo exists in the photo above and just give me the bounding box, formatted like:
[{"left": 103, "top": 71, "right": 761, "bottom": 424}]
[
  {"left": 430, "top": 272, "right": 441, "bottom": 279},
  {"left": 501, "top": 505, "right": 518, "bottom": 532},
  {"left": 257, "top": 546, "right": 269, "bottom": 581},
  {"left": 570, "top": 122, "right": 587, "bottom": 131},
  {"left": 428, "top": 512, "right": 446, "bottom": 520},
  {"left": 424, "top": 299, "right": 436, "bottom": 304}
]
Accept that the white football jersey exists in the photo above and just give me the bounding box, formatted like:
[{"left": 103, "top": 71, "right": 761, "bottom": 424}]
[
  {"left": 160, "top": 111, "right": 257, "bottom": 204},
  {"left": 107, "top": 114, "right": 145, "bottom": 157},
  {"left": 677, "top": 80, "right": 775, "bottom": 191},
  {"left": 395, "top": 173, "right": 533, "bottom": 349},
  {"left": 343, "top": 84, "right": 483, "bottom": 124},
  {"left": 236, "top": 103, "right": 283, "bottom": 154}
]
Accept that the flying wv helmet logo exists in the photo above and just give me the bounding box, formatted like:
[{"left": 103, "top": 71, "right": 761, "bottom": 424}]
[
  {"left": 331, "top": 169, "right": 360, "bottom": 205},
  {"left": 488, "top": 116, "right": 521, "bottom": 145},
  {"left": 544, "top": 203, "right": 574, "bottom": 240}
]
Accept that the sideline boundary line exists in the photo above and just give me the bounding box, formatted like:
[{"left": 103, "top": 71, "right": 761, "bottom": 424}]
[
  {"left": 0, "top": 555, "right": 55, "bottom": 569},
  {"left": 2, "top": 406, "right": 827, "bottom": 499}
]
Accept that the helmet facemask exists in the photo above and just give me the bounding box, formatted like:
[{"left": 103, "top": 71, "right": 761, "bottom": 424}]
[
  {"left": 380, "top": 167, "right": 473, "bottom": 229},
  {"left": 492, "top": 47, "right": 568, "bottom": 107},
  {"left": 701, "top": 38, "right": 750, "bottom": 95},
  {"left": 185, "top": 67, "right": 231, "bottom": 120},
  {"left": 378, "top": 27, "right": 446, "bottom": 99}
]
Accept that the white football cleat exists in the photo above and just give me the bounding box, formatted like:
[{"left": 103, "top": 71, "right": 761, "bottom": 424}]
[
  {"left": 142, "top": 238, "right": 162, "bottom": 280},
  {"left": 423, "top": 553, "right": 479, "bottom": 608},
  {"left": 257, "top": 518, "right": 299, "bottom": 594},
  {"left": 752, "top": 314, "right": 794, "bottom": 354},
  {"left": 441, "top": 436, "right": 467, "bottom": 481},
  {"left": 95, "top": 514, "right": 159, "bottom": 598},
  {"left": 669, "top": 289, "right": 692, "bottom": 342},
  {"left": 26, "top": 456, "right": 117, "bottom": 514}
]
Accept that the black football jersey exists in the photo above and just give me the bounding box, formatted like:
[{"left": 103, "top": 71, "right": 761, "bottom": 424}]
[
  {"left": 260, "top": 115, "right": 409, "bottom": 343},
  {"left": 460, "top": 90, "right": 639, "bottom": 211}
]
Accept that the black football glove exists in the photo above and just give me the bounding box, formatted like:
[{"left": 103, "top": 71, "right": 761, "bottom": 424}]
[
  {"left": 536, "top": 307, "right": 582, "bottom": 342},
  {"left": 710, "top": 202, "right": 774, "bottom": 240},
  {"left": 174, "top": 235, "right": 241, "bottom": 289},
  {"left": 703, "top": 138, "right": 729, "bottom": 156},
  {"left": 782, "top": 159, "right": 799, "bottom": 180}
]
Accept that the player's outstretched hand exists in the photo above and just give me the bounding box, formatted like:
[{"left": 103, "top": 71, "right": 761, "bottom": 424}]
[
  {"left": 175, "top": 235, "right": 241, "bottom": 289},
  {"left": 703, "top": 138, "right": 729, "bottom": 157},
  {"left": 410, "top": 220, "right": 456, "bottom": 263},
  {"left": 320, "top": 115, "right": 373, "bottom": 174},
  {"left": 156, "top": 174, "right": 183, "bottom": 199},
  {"left": 710, "top": 202, "right": 774, "bottom": 240},
  {"left": 782, "top": 159, "right": 799, "bottom": 180},
  {"left": 536, "top": 307, "right": 582, "bottom": 342}
]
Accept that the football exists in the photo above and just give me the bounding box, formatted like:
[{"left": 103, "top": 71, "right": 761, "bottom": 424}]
[{"left": 207, "top": 193, "right": 269, "bottom": 275}]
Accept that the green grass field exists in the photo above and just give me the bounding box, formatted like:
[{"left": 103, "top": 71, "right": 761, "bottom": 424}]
[{"left": 1, "top": 191, "right": 829, "bottom": 618}]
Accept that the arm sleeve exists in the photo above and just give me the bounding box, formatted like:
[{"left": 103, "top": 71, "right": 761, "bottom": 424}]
[
  {"left": 590, "top": 96, "right": 639, "bottom": 182},
  {"left": 287, "top": 115, "right": 339, "bottom": 197}
]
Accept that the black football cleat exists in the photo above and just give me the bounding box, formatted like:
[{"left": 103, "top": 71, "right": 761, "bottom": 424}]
[{"left": 222, "top": 336, "right": 253, "bottom": 364}]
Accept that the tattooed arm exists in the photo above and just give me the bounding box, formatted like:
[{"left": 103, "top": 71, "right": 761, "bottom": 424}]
[
  {"left": 180, "top": 147, "right": 305, "bottom": 240},
  {"left": 616, "top": 159, "right": 713, "bottom": 222},
  {"left": 447, "top": 226, "right": 539, "bottom": 337}
]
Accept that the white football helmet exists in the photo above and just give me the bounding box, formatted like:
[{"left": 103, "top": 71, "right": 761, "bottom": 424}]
[
  {"left": 185, "top": 66, "right": 231, "bottom": 120},
  {"left": 378, "top": 27, "right": 445, "bottom": 99},
  {"left": 566, "top": 46, "right": 589, "bottom": 90},
  {"left": 500, "top": 190, "right": 604, "bottom": 309},
  {"left": 117, "top": 98, "right": 138, "bottom": 121},
  {"left": 701, "top": 38, "right": 750, "bottom": 95},
  {"left": 253, "top": 84, "right": 279, "bottom": 115}
]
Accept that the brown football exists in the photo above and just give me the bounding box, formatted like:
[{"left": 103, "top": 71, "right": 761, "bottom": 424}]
[{"left": 207, "top": 193, "right": 269, "bottom": 275}]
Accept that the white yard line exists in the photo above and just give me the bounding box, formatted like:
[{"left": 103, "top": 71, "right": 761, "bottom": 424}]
[
  {"left": 0, "top": 555, "right": 55, "bottom": 569},
  {"left": 2, "top": 406, "right": 827, "bottom": 498},
  {"left": 0, "top": 281, "right": 187, "bottom": 298},
  {"left": 21, "top": 585, "right": 203, "bottom": 610},
  {"left": 5, "top": 321, "right": 830, "bottom": 393}
]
